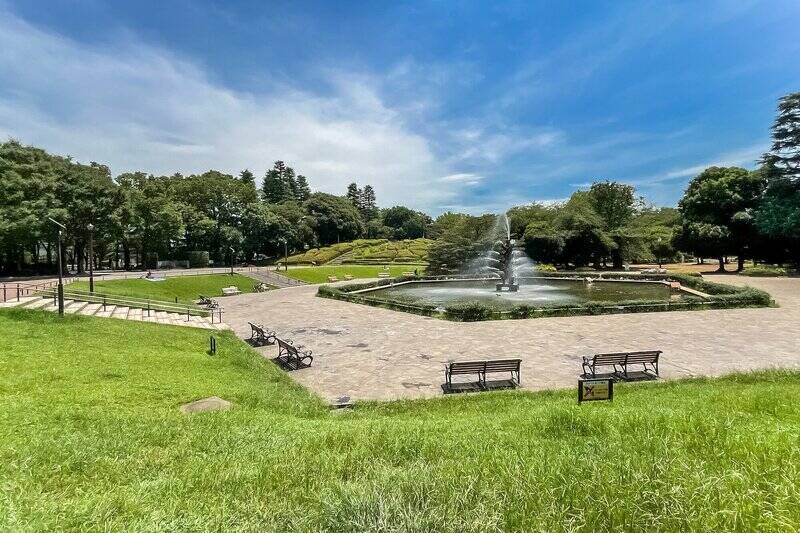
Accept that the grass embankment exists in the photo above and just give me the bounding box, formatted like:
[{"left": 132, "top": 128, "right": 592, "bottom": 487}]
[
  {"left": 71, "top": 273, "right": 257, "bottom": 304},
  {"left": 2, "top": 308, "right": 800, "bottom": 530},
  {"left": 286, "top": 238, "right": 430, "bottom": 265},
  {"left": 284, "top": 264, "right": 425, "bottom": 284}
]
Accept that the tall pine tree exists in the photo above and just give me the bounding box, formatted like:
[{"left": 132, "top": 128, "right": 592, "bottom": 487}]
[
  {"left": 361, "top": 184, "right": 378, "bottom": 220},
  {"left": 763, "top": 92, "right": 800, "bottom": 181},
  {"left": 296, "top": 175, "right": 311, "bottom": 201},
  {"left": 262, "top": 162, "right": 287, "bottom": 204},
  {"left": 239, "top": 169, "right": 255, "bottom": 188},
  {"left": 346, "top": 182, "right": 362, "bottom": 210}
]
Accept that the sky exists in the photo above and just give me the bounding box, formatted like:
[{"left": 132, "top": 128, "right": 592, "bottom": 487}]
[{"left": 1, "top": 0, "right": 799, "bottom": 214}]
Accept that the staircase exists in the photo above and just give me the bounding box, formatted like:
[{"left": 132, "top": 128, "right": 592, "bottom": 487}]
[
  {"left": 244, "top": 269, "right": 305, "bottom": 288},
  {"left": 326, "top": 250, "right": 356, "bottom": 265},
  {"left": 0, "top": 295, "right": 229, "bottom": 330}
]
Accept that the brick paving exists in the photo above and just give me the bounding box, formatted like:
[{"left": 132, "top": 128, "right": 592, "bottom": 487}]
[{"left": 223, "top": 276, "right": 800, "bottom": 402}]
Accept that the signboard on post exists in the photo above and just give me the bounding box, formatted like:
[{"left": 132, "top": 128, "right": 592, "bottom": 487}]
[{"left": 578, "top": 379, "right": 613, "bottom": 403}]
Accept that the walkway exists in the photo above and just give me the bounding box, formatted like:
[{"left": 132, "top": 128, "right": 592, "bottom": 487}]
[{"left": 223, "top": 276, "right": 800, "bottom": 402}]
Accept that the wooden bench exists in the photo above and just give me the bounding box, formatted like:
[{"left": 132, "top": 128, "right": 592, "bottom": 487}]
[
  {"left": 377, "top": 272, "right": 391, "bottom": 279},
  {"left": 275, "top": 338, "right": 313, "bottom": 370},
  {"left": 343, "top": 274, "right": 354, "bottom": 281},
  {"left": 402, "top": 271, "right": 415, "bottom": 276},
  {"left": 445, "top": 359, "right": 521, "bottom": 389},
  {"left": 222, "top": 286, "right": 241, "bottom": 296},
  {"left": 248, "top": 322, "right": 276, "bottom": 346},
  {"left": 327, "top": 276, "right": 339, "bottom": 283},
  {"left": 582, "top": 350, "right": 661, "bottom": 379}
]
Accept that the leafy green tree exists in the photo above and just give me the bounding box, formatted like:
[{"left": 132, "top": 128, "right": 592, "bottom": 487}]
[
  {"left": 304, "top": 193, "right": 364, "bottom": 245},
  {"left": 361, "top": 185, "right": 378, "bottom": 220},
  {"left": 381, "top": 206, "right": 431, "bottom": 239},
  {"left": 676, "top": 166, "right": 765, "bottom": 271},
  {"left": 346, "top": 183, "right": 362, "bottom": 210}
]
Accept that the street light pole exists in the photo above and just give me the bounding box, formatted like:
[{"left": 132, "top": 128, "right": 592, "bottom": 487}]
[
  {"left": 229, "top": 246, "right": 235, "bottom": 276},
  {"left": 87, "top": 223, "right": 95, "bottom": 292},
  {"left": 49, "top": 218, "right": 66, "bottom": 316},
  {"left": 284, "top": 239, "right": 288, "bottom": 272}
]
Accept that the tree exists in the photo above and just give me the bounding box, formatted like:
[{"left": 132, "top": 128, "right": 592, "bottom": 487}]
[
  {"left": 239, "top": 169, "right": 256, "bottom": 188},
  {"left": 304, "top": 193, "right": 364, "bottom": 245},
  {"left": 676, "top": 166, "right": 765, "bottom": 271},
  {"left": 381, "top": 206, "right": 431, "bottom": 239},
  {"left": 588, "top": 181, "right": 638, "bottom": 268},
  {"left": 295, "top": 175, "right": 311, "bottom": 202},
  {"left": 762, "top": 91, "right": 800, "bottom": 182},
  {"left": 262, "top": 161, "right": 297, "bottom": 204},
  {"left": 755, "top": 174, "right": 800, "bottom": 266},
  {"left": 346, "top": 182, "right": 362, "bottom": 210},
  {"left": 361, "top": 185, "right": 378, "bottom": 220}
]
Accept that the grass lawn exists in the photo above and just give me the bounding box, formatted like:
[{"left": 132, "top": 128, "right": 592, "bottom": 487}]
[
  {"left": 70, "top": 273, "right": 258, "bottom": 304},
  {"left": 2, "top": 308, "right": 800, "bottom": 530},
  {"left": 283, "top": 264, "right": 426, "bottom": 284}
]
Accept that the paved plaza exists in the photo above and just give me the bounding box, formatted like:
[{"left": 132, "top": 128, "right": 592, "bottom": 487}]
[{"left": 223, "top": 276, "right": 800, "bottom": 402}]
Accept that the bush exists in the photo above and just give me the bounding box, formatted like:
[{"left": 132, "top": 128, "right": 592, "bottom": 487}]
[
  {"left": 741, "top": 265, "right": 788, "bottom": 277},
  {"left": 444, "top": 302, "right": 493, "bottom": 321},
  {"left": 188, "top": 251, "right": 210, "bottom": 268},
  {"left": 533, "top": 263, "right": 557, "bottom": 272}
]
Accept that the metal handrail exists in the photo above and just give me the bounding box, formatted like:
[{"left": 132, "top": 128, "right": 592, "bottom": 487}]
[{"left": 34, "top": 288, "right": 224, "bottom": 322}]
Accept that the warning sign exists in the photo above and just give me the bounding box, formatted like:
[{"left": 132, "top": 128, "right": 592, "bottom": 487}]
[{"left": 578, "top": 379, "right": 613, "bottom": 403}]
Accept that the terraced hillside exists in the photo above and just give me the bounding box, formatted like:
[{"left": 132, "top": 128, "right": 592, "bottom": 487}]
[{"left": 286, "top": 239, "right": 431, "bottom": 265}]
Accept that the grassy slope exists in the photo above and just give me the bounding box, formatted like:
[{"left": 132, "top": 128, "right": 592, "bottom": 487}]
[
  {"left": 70, "top": 274, "right": 257, "bottom": 304},
  {"left": 2, "top": 308, "right": 800, "bottom": 530},
  {"left": 287, "top": 239, "right": 431, "bottom": 265},
  {"left": 283, "top": 264, "right": 426, "bottom": 284}
]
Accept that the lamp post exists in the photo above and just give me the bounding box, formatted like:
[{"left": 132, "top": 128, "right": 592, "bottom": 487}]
[
  {"left": 281, "top": 238, "right": 289, "bottom": 272},
  {"left": 87, "top": 223, "right": 95, "bottom": 292},
  {"left": 229, "top": 246, "right": 235, "bottom": 276},
  {"left": 48, "top": 218, "right": 66, "bottom": 316}
]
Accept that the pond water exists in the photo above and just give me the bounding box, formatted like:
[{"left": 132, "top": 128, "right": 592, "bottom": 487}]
[{"left": 364, "top": 278, "right": 685, "bottom": 310}]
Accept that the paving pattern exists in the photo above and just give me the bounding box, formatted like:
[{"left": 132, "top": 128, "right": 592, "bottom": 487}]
[{"left": 222, "top": 276, "right": 800, "bottom": 402}]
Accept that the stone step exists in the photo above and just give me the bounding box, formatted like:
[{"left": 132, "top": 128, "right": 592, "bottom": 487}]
[
  {"left": 111, "top": 306, "right": 130, "bottom": 319},
  {"left": 21, "top": 297, "right": 53, "bottom": 309},
  {"left": 78, "top": 303, "right": 103, "bottom": 316},
  {"left": 0, "top": 295, "right": 39, "bottom": 308},
  {"left": 64, "top": 300, "right": 89, "bottom": 314}
]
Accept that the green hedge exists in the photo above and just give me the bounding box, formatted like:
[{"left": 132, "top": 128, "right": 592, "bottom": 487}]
[
  {"left": 187, "top": 251, "right": 210, "bottom": 268},
  {"left": 317, "top": 273, "right": 774, "bottom": 321}
]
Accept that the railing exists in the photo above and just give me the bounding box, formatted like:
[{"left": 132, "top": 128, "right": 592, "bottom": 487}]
[
  {"left": 1, "top": 279, "right": 76, "bottom": 303},
  {"left": 33, "top": 288, "right": 224, "bottom": 324}
]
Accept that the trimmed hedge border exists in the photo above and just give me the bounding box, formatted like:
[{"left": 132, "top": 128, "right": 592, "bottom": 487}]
[{"left": 316, "top": 272, "right": 775, "bottom": 321}]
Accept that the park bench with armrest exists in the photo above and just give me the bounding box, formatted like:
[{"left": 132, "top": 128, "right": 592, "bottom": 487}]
[
  {"left": 377, "top": 272, "right": 391, "bottom": 279},
  {"left": 248, "top": 322, "right": 276, "bottom": 346},
  {"left": 444, "top": 359, "right": 521, "bottom": 390},
  {"left": 276, "top": 338, "right": 314, "bottom": 370},
  {"left": 327, "top": 276, "right": 339, "bottom": 283},
  {"left": 582, "top": 350, "right": 661, "bottom": 379},
  {"left": 221, "top": 286, "right": 241, "bottom": 296}
]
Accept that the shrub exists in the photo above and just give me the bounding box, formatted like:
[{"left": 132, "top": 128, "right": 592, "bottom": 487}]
[
  {"left": 188, "top": 251, "right": 210, "bottom": 268},
  {"left": 444, "top": 302, "right": 493, "bottom": 321},
  {"left": 741, "top": 265, "right": 788, "bottom": 277},
  {"left": 533, "top": 263, "right": 557, "bottom": 272}
]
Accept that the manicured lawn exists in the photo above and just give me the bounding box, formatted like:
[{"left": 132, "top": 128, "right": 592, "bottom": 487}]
[
  {"left": 2, "top": 308, "right": 800, "bottom": 530},
  {"left": 71, "top": 273, "right": 258, "bottom": 303},
  {"left": 283, "top": 264, "right": 426, "bottom": 284}
]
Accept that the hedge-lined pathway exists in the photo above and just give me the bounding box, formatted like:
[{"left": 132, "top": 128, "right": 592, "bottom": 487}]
[{"left": 223, "top": 276, "right": 800, "bottom": 402}]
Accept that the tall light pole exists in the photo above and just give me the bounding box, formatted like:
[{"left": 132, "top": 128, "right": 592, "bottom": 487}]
[
  {"left": 281, "top": 238, "right": 288, "bottom": 271},
  {"left": 87, "top": 223, "right": 95, "bottom": 292},
  {"left": 229, "top": 246, "right": 235, "bottom": 276},
  {"left": 48, "top": 218, "right": 66, "bottom": 316}
]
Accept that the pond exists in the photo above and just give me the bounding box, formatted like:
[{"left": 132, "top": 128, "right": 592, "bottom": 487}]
[{"left": 362, "top": 278, "right": 690, "bottom": 310}]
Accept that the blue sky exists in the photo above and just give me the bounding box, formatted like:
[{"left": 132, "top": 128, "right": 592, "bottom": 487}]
[{"left": 1, "top": 0, "right": 799, "bottom": 213}]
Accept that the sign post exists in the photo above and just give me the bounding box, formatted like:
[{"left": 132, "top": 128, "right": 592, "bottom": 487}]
[{"left": 578, "top": 379, "right": 613, "bottom": 403}]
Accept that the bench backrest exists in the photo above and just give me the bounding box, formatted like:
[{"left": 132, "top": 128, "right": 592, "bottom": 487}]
[
  {"left": 593, "top": 350, "right": 661, "bottom": 364},
  {"left": 484, "top": 358, "right": 522, "bottom": 372},
  {"left": 449, "top": 359, "right": 521, "bottom": 374},
  {"left": 277, "top": 338, "right": 298, "bottom": 354}
]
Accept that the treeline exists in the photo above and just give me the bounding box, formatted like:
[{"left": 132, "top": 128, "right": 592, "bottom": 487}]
[{"left": 0, "top": 147, "right": 429, "bottom": 275}]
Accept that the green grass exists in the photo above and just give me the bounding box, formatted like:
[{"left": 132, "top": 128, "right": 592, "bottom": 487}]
[
  {"left": 284, "top": 264, "right": 426, "bottom": 284},
  {"left": 2, "top": 308, "right": 800, "bottom": 530},
  {"left": 70, "top": 273, "right": 258, "bottom": 304}
]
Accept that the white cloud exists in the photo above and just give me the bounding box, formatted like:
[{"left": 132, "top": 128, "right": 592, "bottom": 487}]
[
  {"left": 0, "top": 11, "right": 463, "bottom": 211},
  {"left": 437, "top": 173, "right": 484, "bottom": 186},
  {"left": 634, "top": 143, "right": 767, "bottom": 185}
]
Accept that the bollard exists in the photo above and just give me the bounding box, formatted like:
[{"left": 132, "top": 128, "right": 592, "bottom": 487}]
[{"left": 209, "top": 336, "right": 217, "bottom": 355}]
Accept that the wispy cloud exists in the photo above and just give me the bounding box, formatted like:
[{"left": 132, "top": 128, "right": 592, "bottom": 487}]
[
  {"left": 0, "top": 10, "right": 467, "bottom": 211},
  {"left": 438, "top": 173, "right": 484, "bottom": 185},
  {"left": 632, "top": 143, "right": 767, "bottom": 185}
]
